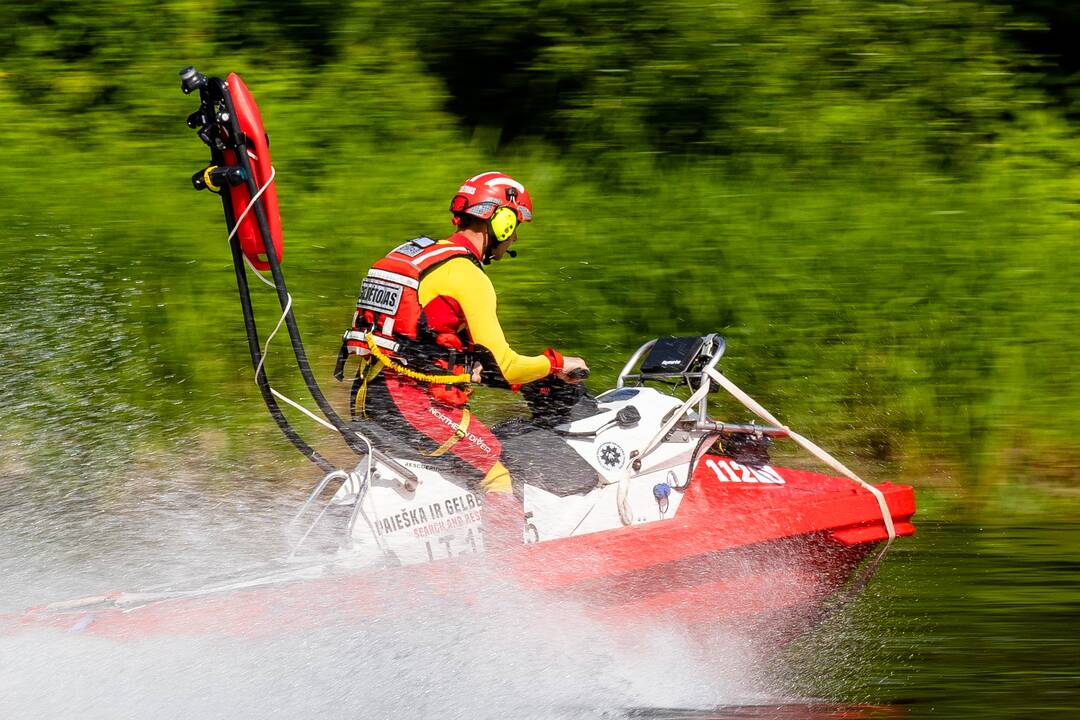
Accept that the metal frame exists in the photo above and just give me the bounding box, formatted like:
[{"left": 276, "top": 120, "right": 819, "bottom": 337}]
[
  {"left": 619, "top": 334, "right": 788, "bottom": 466},
  {"left": 286, "top": 447, "right": 425, "bottom": 557},
  {"left": 617, "top": 333, "right": 725, "bottom": 391}
]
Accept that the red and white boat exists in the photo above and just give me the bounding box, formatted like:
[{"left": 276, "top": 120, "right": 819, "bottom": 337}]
[
  {"left": 8, "top": 334, "right": 914, "bottom": 642},
  {"left": 3, "top": 69, "right": 915, "bottom": 643}
]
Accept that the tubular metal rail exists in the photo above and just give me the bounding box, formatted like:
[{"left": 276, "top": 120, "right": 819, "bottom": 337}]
[
  {"left": 615, "top": 333, "right": 896, "bottom": 542},
  {"left": 617, "top": 334, "right": 786, "bottom": 465}
]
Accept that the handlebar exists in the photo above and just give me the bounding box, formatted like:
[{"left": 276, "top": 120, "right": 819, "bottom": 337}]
[{"left": 565, "top": 367, "right": 591, "bottom": 381}]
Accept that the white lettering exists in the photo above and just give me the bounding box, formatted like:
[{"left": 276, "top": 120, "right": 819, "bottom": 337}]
[
  {"left": 731, "top": 461, "right": 756, "bottom": 483},
  {"left": 706, "top": 458, "right": 785, "bottom": 486},
  {"left": 357, "top": 278, "right": 404, "bottom": 314},
  {"left": 756, "top": 465, "right": 786, "bottom": 484},
  {"left": 428, "top": 408, "right": 493, "bottom": 454}
]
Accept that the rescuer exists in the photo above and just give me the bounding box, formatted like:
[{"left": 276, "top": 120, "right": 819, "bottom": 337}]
[{"left": 339, "top": 171, "right": 589, "bottom": 549}]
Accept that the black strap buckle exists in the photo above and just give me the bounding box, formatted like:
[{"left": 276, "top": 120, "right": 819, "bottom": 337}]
[{"left": 333, "top": 341, "right": 350, "bottom": 381}]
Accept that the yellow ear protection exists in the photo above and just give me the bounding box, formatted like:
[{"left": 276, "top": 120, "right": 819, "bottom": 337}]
[{"left": 489, "top": 205, "right": 519, "bottom": 242}]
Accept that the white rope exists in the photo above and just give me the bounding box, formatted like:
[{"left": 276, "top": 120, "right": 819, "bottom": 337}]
[
  {"left": 223, "top": 165, "right": 326, "bottom": 443},
  {"left": 223, "top": 165, "right": 294, "bottom": 385},
  {"left": 270, "top": 388, "right": 336, "bottom": 432},
  {"left": 226, "top": 165, "right": 276, "bottom": 247},
  {"left": 268, "top": 389, "right": 379, "bottom": 484},
  {"left": 705, "top": 366, "right": 896, "bottom": 545},
  {"left": 616, "top": 470, "right": 633, "bottom": 526},
  {"left": 254, "top": 289, "right": 291, "bottom": 383},
  {"left": 245, "top": 255, "right": 280, "bottom": 290},
  {"left": 218, "top": 162, "right": 415, "bottom": 520},
  {"left": 638, "top": 378, "right": 712, "bottom": 462}
]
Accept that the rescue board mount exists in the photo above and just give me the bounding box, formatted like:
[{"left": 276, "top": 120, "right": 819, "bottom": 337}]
[{"left": 180, "top": 66, "right": 416, "bottom": 484}]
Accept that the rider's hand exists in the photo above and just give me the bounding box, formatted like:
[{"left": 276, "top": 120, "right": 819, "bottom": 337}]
[{"left": 557, "top": 356, "right": 589, "bottom": 384}]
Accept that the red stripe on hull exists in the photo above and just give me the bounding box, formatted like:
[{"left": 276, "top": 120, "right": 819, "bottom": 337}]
[{"left": 4, "top": 472, "right": 914, "bottom": 642}]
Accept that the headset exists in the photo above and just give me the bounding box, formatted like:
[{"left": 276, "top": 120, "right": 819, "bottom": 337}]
[
  {"left": 489, "top": 205, "right": 519, "bottom": 243},
  {"left": 451, "top": 187, "right": 522, "bottom": 262}
]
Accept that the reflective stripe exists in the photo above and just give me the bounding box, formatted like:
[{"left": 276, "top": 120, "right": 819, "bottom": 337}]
[
  {"left": 371, "top": 334, "right": 399, "bottom": 352},
  {"left": 382, "top": 317, "right": 395, "bottom": 336},
  {"left": 345, "top": 330, "right": 398, "bottom": 353},
  {"left": 367, "top": 268, "right": 419, "bottom": 289},
  {"left": 485, "top": 176, "right": 524, "bottom": 193},
  {"left": 411, "top": 246, "right": 468, "bottom": 267}
]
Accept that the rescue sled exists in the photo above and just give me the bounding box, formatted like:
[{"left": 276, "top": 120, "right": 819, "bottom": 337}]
[
  {"left": 11, "top": 333, "right": 914, "bottom": 641},
  {"left": 3, "top": 69, "right": 915, "bottom": 642}
]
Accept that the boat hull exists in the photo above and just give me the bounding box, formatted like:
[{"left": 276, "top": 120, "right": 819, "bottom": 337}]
[{"left": 5, "top": 461, "right": 915, "bottom": 642}]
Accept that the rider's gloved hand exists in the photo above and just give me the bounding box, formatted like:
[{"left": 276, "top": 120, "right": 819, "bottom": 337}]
[{"left": 557, "top": 356, "right": 589, "bottom": 384}]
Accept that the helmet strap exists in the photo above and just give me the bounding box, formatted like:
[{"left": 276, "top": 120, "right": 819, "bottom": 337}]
[{"left": 481, "top": 223, "right": 495, "bottom": 265}]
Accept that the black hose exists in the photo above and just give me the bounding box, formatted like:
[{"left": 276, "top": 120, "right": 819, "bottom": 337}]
[
  {"left": 220, "top": 189, "right": 337, "bottom": 473},
  {"left": 189, "top": 76, "right": 336, "bottom": 474},
  {"left": 213, "top": 78, "right": 368, "bottom": 459}
]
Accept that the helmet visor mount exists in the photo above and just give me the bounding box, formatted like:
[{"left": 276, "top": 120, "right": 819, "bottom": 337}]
[
  {"left": 450, "top": 173, "right": 531, "bottom": 263},
  {"left": 456, "top": 200, "right": 531, "bottom": 223}
]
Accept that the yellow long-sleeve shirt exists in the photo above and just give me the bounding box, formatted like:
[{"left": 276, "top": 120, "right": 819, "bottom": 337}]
[{"left": 418, "top": 256, "right": 552, "bottom": 385}]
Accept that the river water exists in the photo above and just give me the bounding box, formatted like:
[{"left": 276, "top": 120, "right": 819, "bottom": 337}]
[
  {"left": 784, "top": 517, "right": 1080, "bottom": 719},
  {"left": 1, "top": 461, "right": 1077, "bottom": 719}
]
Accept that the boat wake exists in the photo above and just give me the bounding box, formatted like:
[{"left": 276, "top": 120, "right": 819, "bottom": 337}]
[
  {"left": 0, "top": 470, "right": 820, "bottom": 720},
  {"left": 0, "top": 609, "right": 831, "bottom": 720}
]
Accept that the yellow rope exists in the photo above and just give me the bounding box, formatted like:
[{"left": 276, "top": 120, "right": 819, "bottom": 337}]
[
  {"left": 365, "top": 333, "right": 470, "bottom": 385},
  {"left": 203, "top": 165, "right": 221, "bottom": 192}
]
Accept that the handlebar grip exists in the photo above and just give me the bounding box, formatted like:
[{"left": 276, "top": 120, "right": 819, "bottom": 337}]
[{"left": 566, "top": 367, "right": 590, "bottom": 380}]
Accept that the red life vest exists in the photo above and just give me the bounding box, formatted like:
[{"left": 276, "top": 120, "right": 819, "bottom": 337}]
[{"left": 342, "top": 236, "right": 481, "bottom": 367}]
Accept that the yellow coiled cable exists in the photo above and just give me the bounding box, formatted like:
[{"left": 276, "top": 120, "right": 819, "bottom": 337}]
[
  {"left": 203, "top": 165, "right": 221, "bottom": 193},
  {"left": 365, "top": 333, "right": 470, "bottom": 385}
]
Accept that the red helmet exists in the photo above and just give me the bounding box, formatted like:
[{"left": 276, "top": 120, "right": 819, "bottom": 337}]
[{"left": 449, "top": 171, "right": 533, "bottom": 227}]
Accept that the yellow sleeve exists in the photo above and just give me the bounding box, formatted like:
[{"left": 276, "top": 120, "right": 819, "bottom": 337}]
[{"left": 419, "top": 257, "right": 553, "bottom": 385}]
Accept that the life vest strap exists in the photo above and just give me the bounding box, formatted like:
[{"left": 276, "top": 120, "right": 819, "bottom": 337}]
[
  {"left": 337, "top": 238, "right": 481, "bottom": 382},
  {"left": 424, "top": 409, "right": 472, "bottom": 458},
  {"left": 364, "top": 333, "right": 470, "bottom": 385},
  {"left": 335, "top": 329, "right": 396, "bottom": 380},
  {"left": 351, "top": 357, "right": 385, "bottom": 420},
  {"left": 345, "top": 329, "right": 398, "bottom": 353},
  {"left": 365, "top": 267, "right": 420, "bottom": 289}
]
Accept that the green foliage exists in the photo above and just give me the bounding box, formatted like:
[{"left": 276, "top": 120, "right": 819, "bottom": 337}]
[
  {"left": 405, "top": 0, "right": 1033, "bottom": 175},
  {"left": 0, "top": 0, "right": 1076, "bottom": 502}
]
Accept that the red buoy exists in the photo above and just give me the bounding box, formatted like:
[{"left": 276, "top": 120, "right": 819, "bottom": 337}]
[{"left": 224, "top": 73, "right": 283, "bottom": 270}]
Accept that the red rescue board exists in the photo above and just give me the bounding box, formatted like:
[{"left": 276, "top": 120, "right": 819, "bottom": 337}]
[{"left": 224, "top": 73, "right": 283, "bottom": 271}]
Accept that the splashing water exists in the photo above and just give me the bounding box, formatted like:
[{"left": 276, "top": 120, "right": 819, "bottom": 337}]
[{"left": 0, "top": 461, "right": 798, "bottom": 720}]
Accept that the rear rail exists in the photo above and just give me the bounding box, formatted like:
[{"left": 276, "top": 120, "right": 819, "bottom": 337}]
[{"left": 617, "top": 333, "right": 899, "bottom": 544}]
